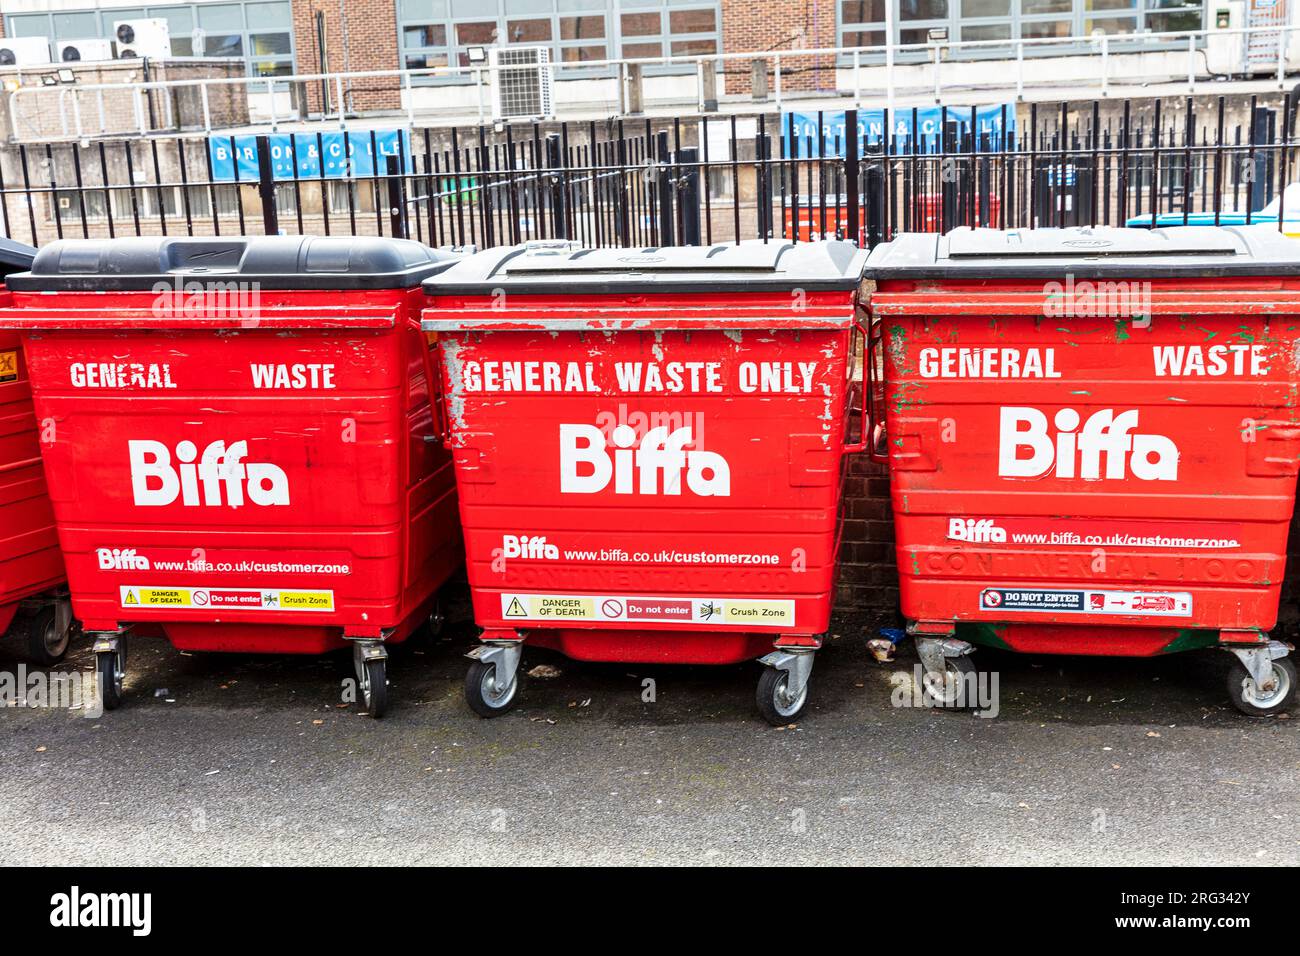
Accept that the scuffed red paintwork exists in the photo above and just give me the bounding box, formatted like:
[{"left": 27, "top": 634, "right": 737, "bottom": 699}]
[
  {"left": 0, "top": 285, "right": 65, "bottom": 635},
  {"left": 0, "top": 286, "right": 462, "bottom": 654},
  {"left": 422, "top": 288, "right": 864, "bottom": 665},
  {"left": 872, "top": 274, "right": 1300, "bottom": 655}
]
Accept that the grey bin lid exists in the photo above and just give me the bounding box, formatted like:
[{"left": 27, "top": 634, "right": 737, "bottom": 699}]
[
  {"left": 863, "top": 225, "right": 1300, "bottom": 280},
  {"left": 0, "top": 238, "right": 35, "bottom": 278},
  {"left": 7, "top": 236, "right": 461, "bottom": 291},
  {"left": 423, "top": 239, "right": 869, "bottom": 295}
]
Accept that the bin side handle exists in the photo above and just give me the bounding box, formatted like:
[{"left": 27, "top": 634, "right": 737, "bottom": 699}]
[
  {"left": 866, "top": 313, "right": 889, "bottom": 465},
  {"left": 418, "top": 325, "right": 451, "bottom": 446},
  {"left": 843, "top": 309, "right": 884, "bottom": 459}
]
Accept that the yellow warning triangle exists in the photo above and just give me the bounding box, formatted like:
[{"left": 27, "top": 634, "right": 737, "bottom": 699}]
[
  {"left": 504, "top": 596, "right": 527, "bottom": 617},
  {"left": 124, "top": 590, "right": 139, "bottom": 605}
]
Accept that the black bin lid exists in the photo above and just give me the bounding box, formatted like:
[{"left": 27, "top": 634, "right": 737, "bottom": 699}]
[
  {"left": 863, "top": 225, "right": 1300, "bottom": 280},
  {"left": 0, "top": 238, "right": 36, "bottom": 279},
  {"left": 7, "top": 236, "right": 461, "bottom": 291},
  {"left": 423, "top": 239, "right": 868, "bottom": 295}
]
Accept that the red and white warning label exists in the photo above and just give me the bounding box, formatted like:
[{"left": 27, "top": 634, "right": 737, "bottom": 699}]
[
  {"left": 979, "top": 587, "right": 1192, "bottom": 617},
  {"left": 500, "top": 592, "right": 794, "bottom": 627}
]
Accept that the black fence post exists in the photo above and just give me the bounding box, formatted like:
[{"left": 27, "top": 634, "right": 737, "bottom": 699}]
[
  {"left": 1252, "top": 106, "right": 1274, "bottom": 212},
  {"left": 546, "top": 133, "right": 568, "bottom": 240},
  {"left": 386, "top": 154, "right": 407, "bottom": 239},
  {"left": 656, "top": 129, "right": 674, "bottom": 246},
  {"left": 616, "top": 129, "right": 631, "bottom": 247},
  {"left": 755, "top": 128, "right": 774, "bottom": 239},
  {"left": 677, "top": 146, "right": 701, "bottom": 245},
  {"left": 864, "top": 142, "right": 884, "bottom": 249},
  {"left": 845, "top": 109, "right": 860, "bottom": 245},
  {"left": 255, "top": 134, "right": 279, "bottom": 236}
]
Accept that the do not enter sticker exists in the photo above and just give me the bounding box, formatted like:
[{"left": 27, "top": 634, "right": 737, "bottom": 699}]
[
  {"left": 979, "top": 587, "right": 1191, "bottom": 617},
  {"left": 120, "top": 585, "right": 334, "bottom": 612},
  {"left": 500, "top": 592, "right": 794, "bottom": 627}
]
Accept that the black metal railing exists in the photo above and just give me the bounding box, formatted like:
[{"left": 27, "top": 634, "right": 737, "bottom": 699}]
[{"left": 2, "top": 93, "right": 1297, "bottom": 250}]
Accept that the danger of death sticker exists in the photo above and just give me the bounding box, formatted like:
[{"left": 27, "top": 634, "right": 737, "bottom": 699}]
[
  {"left": 120, "top": 586, "right": 334, "bottom": 612},
  {"left": 979, "top": 587, "right": 1192, "bottom": 617},
  {"left": 501, "top": 592, "right": 795, "bottom": 627},
  {"left": 0, "top": 351, "right": 16, "bottom": 384}
]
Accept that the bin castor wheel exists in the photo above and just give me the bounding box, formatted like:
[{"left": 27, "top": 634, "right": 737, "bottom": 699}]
[
  {"left": 24, "top": 606, "right": 70, "bottom": 666},
  {"left": 1227, "top": 655, "right": 1296, "bottom": 717},
  {"left": 925, "top": 654, "right": 977, "bottom": 708},
  {"left": 96, "top": 647, "right": 124, "bottom": 711},
  {"left": 359, "top": 658, "right": 388, "bottom": 718},
  {"left": 427, "top": 599, "right": 447, "bottom": 640},
  {"left": 466, "top": 658, "right": 518, "bottom": 717},
  {"left": 757, "top": 666, "right": 808, "bottom": 725},
  {"left": 353, "top": 644, "right": 389, "bottom": 718}
]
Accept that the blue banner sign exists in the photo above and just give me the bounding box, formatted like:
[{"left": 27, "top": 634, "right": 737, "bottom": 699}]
[
  {"left": 208, "top": 129, "right": 413, "bottom": 182},
  {"left": 782, "top": 105, "right": 1017, "bottom": 158}
]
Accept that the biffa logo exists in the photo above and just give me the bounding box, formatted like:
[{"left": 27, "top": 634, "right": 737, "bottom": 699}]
[
  {"left": 947, "top": 518, "right": 1006, "bottom": 543},
  {"left": 998, "top": 407, "right": 1179, "bottom": 481},
  {"left": 128, "top": 439, "right": 290, "bottom": 507},
  {"left": 560, "top": 423, "right": 730, "bottom": 496}
]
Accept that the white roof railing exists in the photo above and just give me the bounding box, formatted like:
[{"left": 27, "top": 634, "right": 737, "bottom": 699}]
[{"left": 4, "top": 23, "right": 1297, "bottom": 143}]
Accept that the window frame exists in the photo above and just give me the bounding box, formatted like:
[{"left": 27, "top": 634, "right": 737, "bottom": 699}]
[
  {"left": 3, "top": 2, "right": 295, "bottom": 81},
  {"left": 396, "top": 0, "right": 722, "bottom": 85},
  {"left": 835, "top": 0, "right": 1208, "bottom": 64}
]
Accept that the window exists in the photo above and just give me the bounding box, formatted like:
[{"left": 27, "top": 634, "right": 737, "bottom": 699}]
[
  {"left": 50, "top": 188, "right": 108, "bottom": 223},
  {"left": 213, "top": 185, "right": 243, "bottom": 217},
  {"left": 1144, "top": 0, "right": 1203, "bottom": 33},
  {"left": 49, "top": 185, "right": 235, "bottom": 224},
  {"left": 198, "top": 4, "right": 244, "bottom": 57},
  {"left": 2, "top": 3, "right": 294, "bottom": 79},
  {"left": 837, "top": 0, "right": 892, "bottom": 55},
  {"left": 618, "top": 2, "right": 719, "bottom": 70},
  {"left": 53, "top": 12, "right": 100, "bottom": 40},
  {"left": 836, "top": 0, "right": 1206, "bottom": 61},
  {"left": 153, "top": 8, "right": 195, "bottom": 56},
  {"left": 396, "top": 0, "right": 719, "bottom": 82},
  {"left": 112, "top": 185, "right": 182, "bottom": 220},
  {"left": 274, "top": 182, "right": 298, "bottom": 216},
  {"left": 245, "top": 1, "right": 294, "bottom": 77},
  {"left": 328, "top": 180, "right": 364, "bottom": 215}
]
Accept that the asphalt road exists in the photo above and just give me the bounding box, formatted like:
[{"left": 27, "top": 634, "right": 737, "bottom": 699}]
[{"left": 2, "top": 602, "right": 1297, "bottom": 866}]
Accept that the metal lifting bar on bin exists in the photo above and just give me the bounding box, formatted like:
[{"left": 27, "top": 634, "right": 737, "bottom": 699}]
[
  {"left": 0, "top": 237, "right": 72, "bottom": 669},
  {"left": 861, "top": 224, "right": 1300, "bottom": 716},
  {"left": 0, "top": 236, "right": 466, "bottom": 716},
  {"left": 421, "top": 239, "right": 870, "bottom": 725}
]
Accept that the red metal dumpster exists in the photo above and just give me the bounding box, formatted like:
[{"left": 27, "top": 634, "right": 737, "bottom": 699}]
[
  {"left": 1, "top": 236, "right": 464, "bottom": 715},
  {"left": 422, "top": 240, "right": 869, "bottom": 724},
  {"left": 0, "top": 238, "right": 72, "bottom": 666},
  {"left": 863, "top": 225, "right": 1300, "bottom": 716}
]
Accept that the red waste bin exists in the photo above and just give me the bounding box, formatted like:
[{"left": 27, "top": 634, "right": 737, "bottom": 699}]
[
  {"left": 422, "top": 240, "right": 869, "bottom": 724},
  {"left": 0, "top": 238, "right": 72, "bottom": 666},
  {"left": 1, "top": 236, "right": 464, "bottom": 715},
  {"left": 784, "top": 200, "right": 866, "bottom": 245},
  {"left": 863, "top": 225, "right": 1300, "bottom": 715}
]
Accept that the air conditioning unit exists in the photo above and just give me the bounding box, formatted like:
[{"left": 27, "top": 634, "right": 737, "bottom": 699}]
[
  {"left": 114, "top": 19, "right": 172, "bottom": 59},
  {"left": 57, "top": 39, "right": 115, "bottom": 63},
  {"left": 489, "top": 46, "right": 554, "bottom": 120},
  {"left": 0, "top": 37, "right": 52, "bottom": 68}
]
